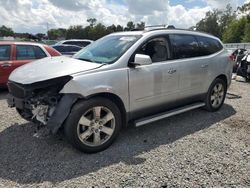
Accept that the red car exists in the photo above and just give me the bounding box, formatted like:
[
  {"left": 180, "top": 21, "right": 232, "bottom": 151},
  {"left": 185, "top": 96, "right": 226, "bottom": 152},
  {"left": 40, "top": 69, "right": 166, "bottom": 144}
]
[{"left": 0, "top": 42, "right": 61, "bottom": 87}]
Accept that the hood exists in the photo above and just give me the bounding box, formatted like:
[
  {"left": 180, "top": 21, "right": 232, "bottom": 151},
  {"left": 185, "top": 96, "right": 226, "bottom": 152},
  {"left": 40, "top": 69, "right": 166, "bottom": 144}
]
[{"left": 9, "top": 56, "right": 103, "bottom": 84}]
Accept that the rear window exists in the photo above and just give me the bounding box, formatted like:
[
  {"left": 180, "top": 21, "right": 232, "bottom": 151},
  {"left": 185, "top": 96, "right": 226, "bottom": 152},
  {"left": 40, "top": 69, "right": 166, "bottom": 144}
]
[
  {"left": 64, "top": 41, "right": 91, "bottom": 47},
  {"left": 70, "top": 46, "right": 82, "bottom": 51},
  {"left": 197, "top": 36, "right": 223, "bottom": 56},
  {"left": 16, "top": 45, "right": 47, "bottom": 60},
  {"left": 0, "top": 45, "right": 11, "bottom": 61},
  {"left": 53, "top": 45, "right": 81, "bottom": 52},
  {"left": 53, "top": 46, "right": 66, "bottom": 52},
  {"left": 169, "top": 34, "right": 199, "bottom": 59}
]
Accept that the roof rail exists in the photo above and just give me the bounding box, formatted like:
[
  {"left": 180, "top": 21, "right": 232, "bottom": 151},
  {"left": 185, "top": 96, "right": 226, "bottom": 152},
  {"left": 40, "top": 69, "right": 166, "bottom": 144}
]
[
  {"left": 145, "top": 24, "right": 167, "bottom": 28},
  {"left": 144, "top": 25, "right": 176, "bottom": 32},
  {"left": 129, "top": 25, "right": 215, "bottom": 37},
  {"left": 143, "top": 26, "right": 216, "bottom": 37},
  {"left": 131, "top": 28, "right": 144, "bottom": 31}
]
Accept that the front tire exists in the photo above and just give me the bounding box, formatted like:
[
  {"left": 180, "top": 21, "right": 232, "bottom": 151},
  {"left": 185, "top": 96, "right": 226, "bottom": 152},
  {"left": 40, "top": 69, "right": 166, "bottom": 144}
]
[
  {"left": 64, "top": 97, "right": 122, "bottom": 153},
  {"left": 204, "top": 78, "right": 227, "bottom": 112}
]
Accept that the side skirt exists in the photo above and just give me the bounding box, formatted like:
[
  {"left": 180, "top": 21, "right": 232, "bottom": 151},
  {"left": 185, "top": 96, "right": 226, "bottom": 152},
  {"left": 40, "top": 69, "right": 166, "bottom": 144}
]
[{"left": 134, "top": 102, "right": 205, "bottom": 127}]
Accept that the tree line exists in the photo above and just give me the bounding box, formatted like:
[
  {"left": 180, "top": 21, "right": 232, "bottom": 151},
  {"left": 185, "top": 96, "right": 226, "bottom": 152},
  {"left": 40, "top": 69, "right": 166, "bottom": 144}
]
[
  {"left": 0, "top": 19, "right": 145, "bottom": 41},
  {"left": 195, "top": 3, "right": 250, "bottom": 43},
  {"left": 47, "top": 19, "right": 145, "bottom": 40},
  {"left": 48, "top": 3, "right": 250, "bottom": 43},
  {"left": 0, "top": 2, "right": 249, "bottom": 43}
]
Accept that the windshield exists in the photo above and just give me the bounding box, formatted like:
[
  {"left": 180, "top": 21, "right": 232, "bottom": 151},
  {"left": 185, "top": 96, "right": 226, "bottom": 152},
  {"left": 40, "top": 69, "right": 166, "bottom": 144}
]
[{"left": 73, "top": 35, "right": 141, "bottom": 64}]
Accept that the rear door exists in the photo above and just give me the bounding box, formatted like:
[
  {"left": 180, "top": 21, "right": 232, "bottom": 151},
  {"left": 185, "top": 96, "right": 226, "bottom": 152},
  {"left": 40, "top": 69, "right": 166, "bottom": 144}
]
[
  {"left": 169, "top": 34, "right": 207, "bottom": 99},
  {"left": 196, "top": 36, "right": 224, "bottom": 91},
  {"left": 0, "top": 44, "right": 14, "bottom": 85}
]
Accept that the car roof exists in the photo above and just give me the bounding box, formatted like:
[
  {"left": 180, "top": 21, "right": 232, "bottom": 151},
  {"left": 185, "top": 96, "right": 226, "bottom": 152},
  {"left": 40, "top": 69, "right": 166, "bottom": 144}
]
[
  {"left": 61, "top": 39, "right": 93, "bottom": 42},
  {"left": 110, "top": 28, "right": 220, "bottom": 41},
  {"left": 52, "top": 44, "right": 82, "bottom": 48},
  {"left": 0, "top": 41, "right": 46, "bottom": 46}
]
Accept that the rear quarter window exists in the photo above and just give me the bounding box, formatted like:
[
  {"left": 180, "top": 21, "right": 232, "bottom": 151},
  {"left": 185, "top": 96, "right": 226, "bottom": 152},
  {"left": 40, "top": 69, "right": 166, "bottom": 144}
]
[{"left": 196, "top": 36, "right": 223, "bottom": 56}]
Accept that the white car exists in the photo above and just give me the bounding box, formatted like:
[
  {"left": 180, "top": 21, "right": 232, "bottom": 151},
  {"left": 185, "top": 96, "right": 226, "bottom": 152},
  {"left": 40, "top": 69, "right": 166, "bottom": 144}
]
[{"left": 55, "top": 39, "right": 93, "bottom": 48}]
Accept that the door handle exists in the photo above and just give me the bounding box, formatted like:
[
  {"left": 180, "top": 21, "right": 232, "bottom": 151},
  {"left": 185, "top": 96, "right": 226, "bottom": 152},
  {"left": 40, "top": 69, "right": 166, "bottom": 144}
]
[
  {"left": 1, "top": 63, "right": 12, "bottom": 68},
  {"left": 201, "top": 64, "right": 208, "bottom": 68},
  {"left": 168, "top": 68, "right": 177, "bottom": 74}
]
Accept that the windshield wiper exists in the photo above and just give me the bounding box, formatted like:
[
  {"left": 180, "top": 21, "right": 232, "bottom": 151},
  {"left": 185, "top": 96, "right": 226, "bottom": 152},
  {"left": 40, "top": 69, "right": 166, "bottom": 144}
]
[
  {"left": 76, "top": 58, "right": 108, "bottom": 65},
  {"left": 101, "top": 62, "right": 108, "bottom": 65},
  {"left": 77, "top": 58, "right": 95, "bottom": 63}
]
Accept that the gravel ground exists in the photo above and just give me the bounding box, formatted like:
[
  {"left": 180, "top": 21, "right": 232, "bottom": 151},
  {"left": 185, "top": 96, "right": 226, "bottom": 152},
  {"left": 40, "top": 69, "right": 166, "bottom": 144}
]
[{"left": 0, "top": 80, "right": 249, "bottom": 188}]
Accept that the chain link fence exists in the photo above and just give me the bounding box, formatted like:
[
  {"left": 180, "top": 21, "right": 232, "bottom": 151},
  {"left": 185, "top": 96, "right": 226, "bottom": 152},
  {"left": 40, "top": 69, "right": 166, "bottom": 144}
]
[{"left": 224, "top": 43, "right": 250, "bottom": 50}]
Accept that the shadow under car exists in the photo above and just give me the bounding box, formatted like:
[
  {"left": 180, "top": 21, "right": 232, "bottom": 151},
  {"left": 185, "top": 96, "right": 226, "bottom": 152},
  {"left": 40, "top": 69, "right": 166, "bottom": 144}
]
[{"left": 0, "top": 104, "right": 236, "bottom": 184}]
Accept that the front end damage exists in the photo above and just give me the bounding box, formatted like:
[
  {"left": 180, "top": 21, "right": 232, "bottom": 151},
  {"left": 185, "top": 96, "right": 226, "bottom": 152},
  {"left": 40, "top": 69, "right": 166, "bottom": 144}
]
[{"left": 7, "top": 76, "right": 80, "bottom": 133}]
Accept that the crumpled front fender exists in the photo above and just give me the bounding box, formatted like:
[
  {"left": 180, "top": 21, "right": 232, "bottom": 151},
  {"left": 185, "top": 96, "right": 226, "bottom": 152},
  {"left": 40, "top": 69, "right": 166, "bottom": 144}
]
[{"left": 47, "top": 94, "right": 81, "bottom": 134}]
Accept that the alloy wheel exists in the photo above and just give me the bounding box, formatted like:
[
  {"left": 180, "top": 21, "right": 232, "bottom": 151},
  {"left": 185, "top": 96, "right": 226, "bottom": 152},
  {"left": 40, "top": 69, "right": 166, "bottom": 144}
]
[
  {"left": 77, "top": 106, "right": 115, "bottom": 147},
  {"left": 210, "top": 83, "right": 225, "bottom": 108}
]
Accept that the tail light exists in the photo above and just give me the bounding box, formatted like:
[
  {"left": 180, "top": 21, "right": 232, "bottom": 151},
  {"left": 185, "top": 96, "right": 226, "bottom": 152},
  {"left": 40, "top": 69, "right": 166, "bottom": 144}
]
[{"left": 229, "top": 54, "right": 235, "bottom": 62}]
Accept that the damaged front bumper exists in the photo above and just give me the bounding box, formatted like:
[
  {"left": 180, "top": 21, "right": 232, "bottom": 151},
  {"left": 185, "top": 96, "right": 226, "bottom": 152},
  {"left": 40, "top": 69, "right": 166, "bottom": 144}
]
[
  {"left": 7, "top": 94, "right": 23, "bottom": 108},
  {"left": 7, "top": 92, "right": 80, "bottom": 134},
  {"left": 7, "top": 77, "right": 81, "bottom": 134}
]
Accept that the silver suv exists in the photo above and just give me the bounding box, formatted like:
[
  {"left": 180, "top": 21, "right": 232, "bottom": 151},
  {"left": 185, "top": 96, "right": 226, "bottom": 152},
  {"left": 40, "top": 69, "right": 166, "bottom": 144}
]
[{"left": 7, "top": 28, "right": 233, "bottom": 153}]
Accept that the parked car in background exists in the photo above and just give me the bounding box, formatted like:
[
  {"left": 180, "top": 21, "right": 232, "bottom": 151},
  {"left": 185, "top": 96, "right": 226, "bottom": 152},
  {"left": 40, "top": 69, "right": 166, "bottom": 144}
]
[
  {"left": 236, "top": 52, "right": 250, "bottom": 82},
  {"left": 0, "top": 42, "right": 61, "bottom": 87},
  {"left": 7, "top": 28, "right": 233, "bottom": 153},
  {"left": 229, "top": 48, "right": 248, "bottom": 72},
  {"left": 55, "top": 39, "right": 93, "bottom": 48},
  {"left": 51, "top": 44, "right": 82, "bottom": 56}
]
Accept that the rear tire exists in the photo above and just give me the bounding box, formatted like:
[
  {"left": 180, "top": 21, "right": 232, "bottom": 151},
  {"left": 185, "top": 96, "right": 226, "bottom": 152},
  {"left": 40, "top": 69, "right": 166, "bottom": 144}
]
[
  {"left": 64, "top": 97, "right": 122, "bottom": 153},
  {"left": 204, "top": 78, "right": 227, "bottom": 112}
]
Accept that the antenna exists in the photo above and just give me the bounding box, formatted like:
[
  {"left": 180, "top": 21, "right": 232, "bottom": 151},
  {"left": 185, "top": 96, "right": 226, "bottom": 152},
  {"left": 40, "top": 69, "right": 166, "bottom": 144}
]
[{"left": 47, "top": 22, "right": 49, "bottom": 40}]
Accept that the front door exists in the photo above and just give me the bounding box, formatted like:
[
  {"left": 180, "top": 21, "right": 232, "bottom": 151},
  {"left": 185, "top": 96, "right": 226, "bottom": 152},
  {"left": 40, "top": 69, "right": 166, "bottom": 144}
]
[
  {"left": 0, "top": 44, "right": 14, "bottom": 86},
  {"left": 128, "top": 36, "right": 179, "bottom": 118}
]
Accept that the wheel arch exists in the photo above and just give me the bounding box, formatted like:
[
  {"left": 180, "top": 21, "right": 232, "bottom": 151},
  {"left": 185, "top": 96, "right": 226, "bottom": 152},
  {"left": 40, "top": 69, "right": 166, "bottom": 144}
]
[
  {"left": 205, "top": 74, "right": 228, "bottom": 98},
  {"left": 85, "top": 92, "right": 128, "bottom": 127},
  {"left": 216, "top": 74, "right": 228, "bottom": 89}
]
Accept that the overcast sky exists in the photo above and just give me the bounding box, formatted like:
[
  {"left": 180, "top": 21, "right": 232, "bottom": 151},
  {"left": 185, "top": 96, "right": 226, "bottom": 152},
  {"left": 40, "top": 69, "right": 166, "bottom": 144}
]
[{"left": 0, "top": 0, "right": 249, "bottom": 34}]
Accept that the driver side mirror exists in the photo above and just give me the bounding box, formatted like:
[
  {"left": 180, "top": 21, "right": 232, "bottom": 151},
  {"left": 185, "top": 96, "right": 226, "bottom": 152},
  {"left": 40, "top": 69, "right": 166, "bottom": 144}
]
[{"left": 131, "top": 54, "right": 152, "bottom": 66}]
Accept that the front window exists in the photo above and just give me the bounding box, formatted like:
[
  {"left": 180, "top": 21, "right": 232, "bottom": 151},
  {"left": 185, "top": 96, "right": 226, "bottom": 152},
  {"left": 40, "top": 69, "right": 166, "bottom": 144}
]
[
  {"left": 73, "top": 35, "right": 141, "bottom": 64},
  {"left": 135, "top": 36, "right": 171, "bottom": 63},
  {"left": 0, "top": 45, "right": 11, "bottom": 61}
]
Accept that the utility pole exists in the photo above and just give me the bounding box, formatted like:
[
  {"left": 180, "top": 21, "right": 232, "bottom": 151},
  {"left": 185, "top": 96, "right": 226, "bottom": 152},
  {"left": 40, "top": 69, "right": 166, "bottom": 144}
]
[{"left": 47, "top": 22, "right": 49, "bottom": 40}]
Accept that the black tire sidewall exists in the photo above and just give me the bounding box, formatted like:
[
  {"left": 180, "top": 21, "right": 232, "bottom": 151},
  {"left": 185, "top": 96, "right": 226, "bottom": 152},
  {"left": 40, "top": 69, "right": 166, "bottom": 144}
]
[
  {"left": 64, "top": 97, "right": 122, "bottom": 153},
  {"left": 205, "top": 78, "right": 227, "bottom": 112}
]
